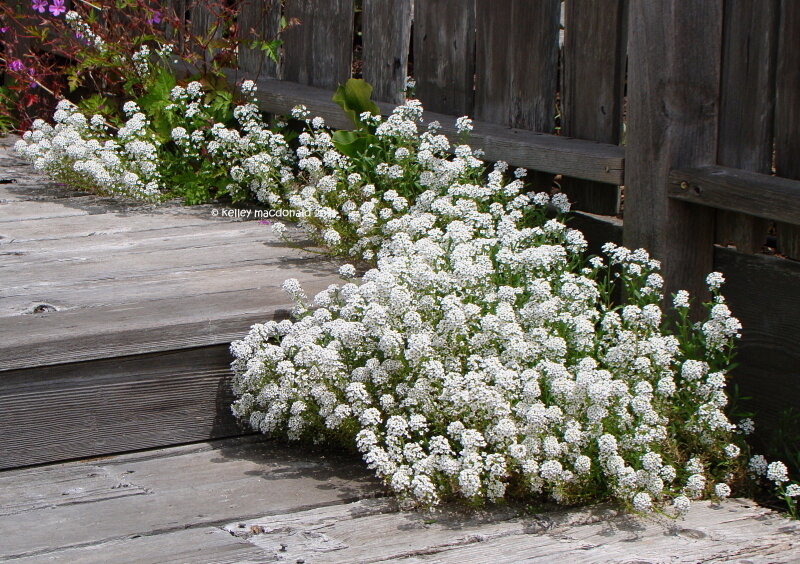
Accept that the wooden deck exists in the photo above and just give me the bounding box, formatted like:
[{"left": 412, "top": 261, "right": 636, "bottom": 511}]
[
  {"left": 0, "top": 436, "right": 798, "bottom": 563},
  {"left": 0, "top": 136, "right": 341, "bottom": 469}
]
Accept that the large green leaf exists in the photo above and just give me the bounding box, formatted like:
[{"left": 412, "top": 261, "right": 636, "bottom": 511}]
[{"left": 332, "top": 78, "right": 380, "bottom": 128}]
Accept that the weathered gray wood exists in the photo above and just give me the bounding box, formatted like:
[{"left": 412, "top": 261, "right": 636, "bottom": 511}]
[
  {"left": 475, "top": 0, "right": 560, "bottom": 190},
  {"left": 413, "top": 0, "right": 476, "bottom": 115},
  {"left": 714, "top": 0, "right": 777, "bottom": 253},
  {"left": 226, "top": 498, "right": 800, "bottom": 563},
  {"left": 0, "top": 464, "right": 148, "bottom": 516},
  {"left": 0, "top": 282, "right": 334, "bottom": 371},
  {"left": 9, "top": 528, "right": 269, "bottom": 564},
  {"left": 0, "top": 437, "right": 379, "bottom": 560},
  {"left": 668, "top": 165, "right": 800, "bottom": 226},
  {"left": 475, "top": 0, "right": 560, "bottom": 131},
  {"left": 0, "top": 345, "right": 243, "bottom": 469},
  {"left": 361, "top": 0, "right": 412, "bottom": 104},
  {"left": 237, "top": 0, "right": 281, "bottom": 77},
  {"left": 282, "top": 0, "right": 354, "bottom": 88},
  {"left": 774, "top": 0, "right": 800, "bottom": 259},
  {"left": 189, "top": 0, "right": 221, "bottom": 62},
  {"left": 235, "top": 73, "right": 625, "bottom": 184},
  {"left": 624, "top": 1, "right": 722, "bottom": 302},
  {"left": 560, "top": 0, "right": 626, "bottom": 215},
  {"left": 714, "top": 246, "right": 800, "bottom": 428}
]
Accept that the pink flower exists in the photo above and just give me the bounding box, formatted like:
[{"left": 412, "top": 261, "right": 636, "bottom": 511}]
[
  {"left": 49, "top": 0, "right": 66, "bottom": 17},
  {"left": 31, "top": 0, "right": 47, "bottom": 14}
]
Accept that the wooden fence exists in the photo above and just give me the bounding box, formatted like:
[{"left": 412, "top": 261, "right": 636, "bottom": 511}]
[{"left": 193, "top": 0, "right": 800, "bottom": 423}]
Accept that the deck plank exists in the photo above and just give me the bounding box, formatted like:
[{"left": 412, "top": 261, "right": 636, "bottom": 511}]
[
  {"left": 0, "top": 437, "right": 381, "bottom": 560},
  {"left": 225, "top": 498, "right": 800, "bottom": 563}
]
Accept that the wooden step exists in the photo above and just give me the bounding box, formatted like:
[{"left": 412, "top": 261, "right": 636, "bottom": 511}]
[{"left": 0, "top": 143, "right": 340, "bottom": 469}]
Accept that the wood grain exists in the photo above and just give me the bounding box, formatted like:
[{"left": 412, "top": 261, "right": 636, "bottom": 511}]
[
  {"left": 475, "top": 0, "right": 560, "bottom": 131},
  {"left": 236, "top": 73, "right": 625, "bottom": 184},
  {"left": 361, "top": 0, "right": 412, "bottom": 104},
  {"left": 668, "top": 165, "right": 800, "bottom": 225},
  {"left": 624, "top": 1, "right": 722, "bottom": 303},
  {"left": 774, "top": 0, "right": 800, "bottom": 258},
  {"left": 0, "top": 437, "right": 379, "bottom": 560},
  {"left": 560, "top": 0, "right": 626, "bottom": 215},
  {"left": 282, "top": 0, "right": 354, "bottom": 88},
  {"left": 714, "top": 0, "right": 777, "bottom": 253},
  {"left": 0, "top": 346, "right": 243, "bottom": 469},
  {"left": 714, "top": 246, "right": 800, "bottom": 428},
  {"left": 474, "top": 0, "right": 560, "bottom": 189},
  {"left": 237, "top": 0, "right": 281, "bottom": 77},
  {"left": 413, "top": 0, "right": 476, "bottom": 115},
  {"left": 225, "top": 498, "right": 800, "bottom": 563}
]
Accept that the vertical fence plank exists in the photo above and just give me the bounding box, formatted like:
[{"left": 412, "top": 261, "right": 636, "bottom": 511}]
[
  {"left": 715, "top": 0, "right": 777, "bottom": 253},
  {"left": 413, "top": 0, "right": 475, "bottom": 115},
  {"left": 624, "top": 1, "right": 722, "bottom": 301},
  {"left": 473, "top": 0, "right": 559, "bottom": 190},
  {"left": 190, "top": 1, "right": 220, "bottom": 61},
  {"left": 774, "top": 0, "right": 800, "bottom": 259},
  {"left": 164, "top": 0, "right": 188, "bottom": 50},
  {"left": 238, "top": 0, "right": 281, "bottom": 78},
  {"left": 282, "top": 0, "right": 354, "bottom": 89},
  {"left": 361, "top": 0, "right": 412, "bottom": 104},
  {"left": 474, "top": 0, "right": 560, "bottom": 131},
  {"left": 560, "top": 0, "right": 626, "bottom": 215}
]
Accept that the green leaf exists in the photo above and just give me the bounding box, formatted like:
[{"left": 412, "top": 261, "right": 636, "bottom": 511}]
[
  {"left": 135, "top": 66, "right": 176, "bottom": 117},
  {"left": 332, "top": 78, "right": 380, "bottom": 128},
  {"left": 332, "top": 129, "right": 374, "bottom": 158}
]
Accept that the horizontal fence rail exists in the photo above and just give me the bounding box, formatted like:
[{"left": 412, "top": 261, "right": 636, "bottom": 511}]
[{"left": 669, "top": 166, "right": 800, "bottom": 227}]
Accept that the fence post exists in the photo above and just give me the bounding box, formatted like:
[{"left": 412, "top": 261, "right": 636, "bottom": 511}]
[{"left": 624, "top": 0, "right": 723, "bottom": 302}]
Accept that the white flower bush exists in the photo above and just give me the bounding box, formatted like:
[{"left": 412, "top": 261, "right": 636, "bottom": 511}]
[
  {"left": 14, "top": 80, "right": 295, "bottom": 204},
  {"left": 16, "top": 82, "right": 798, "bottom": 515},
  {"left": 285, "top": 100, "right": 489, "bottom": 261},
  {"left": 230, "top": 137, "right": 746, "bottom": 511},
  {"left": 15, "top": 100, "right": 163, "bottom": 199}
]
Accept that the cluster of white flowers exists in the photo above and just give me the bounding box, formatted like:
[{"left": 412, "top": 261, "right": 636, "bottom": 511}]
[
  {"left": 286, "top": 101, "right": 493, "bottom": 260},
  {"left": 15, "top": 100, "right": 162, "bottom": 199},
  {"left": 14, "top": 81, "right": 295, "bottom": 203},
  {"left": 65, "top": 11, "right": 106, "bottom": 51},
  {"left": 230, "top": 110, "right": 747, "bottom": 511}
]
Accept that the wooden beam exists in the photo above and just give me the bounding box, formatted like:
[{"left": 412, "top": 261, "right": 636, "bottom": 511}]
[
  {"left": 669, "top": 165, "right": 800, "bottom": 226},
  {"left": 237, "top": 73, "right": 625, "bottom": 184}
]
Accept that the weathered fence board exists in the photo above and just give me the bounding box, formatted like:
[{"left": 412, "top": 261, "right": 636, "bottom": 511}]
[
  {"left": 624, "top": 1, "right": 722, "bottom": 301},
  {"left": 282, "top": 0, "right": 354, "bottom": 88},
  {"left": 774, "top": 0, "right": 800, "bottom": 259},
  {"left": 474, "top": 0, "right": 560, "bottom": 131},
  {"left": 474, "top": 0, "right": 560, "bottom": 189},
  {"left": 560, "top": 0, "right": 626, "bottom": 215},
  {"left": 714, "top": 0, "right": 777, "bottom": 253},
  {"left": 237, "top": 0, "right": 281, "bottom": 77},
  {"left": 668, "top": 166, "right": 800, "bottom": 226},
  {"left": 714, "top": 247, "right": 800, "bottom": 426},
  {"left": 413, "top": 0, "right": 475, "bottom": 115},
  {"left": 361, "top": 0, "right": 412, "bottom": 104}
]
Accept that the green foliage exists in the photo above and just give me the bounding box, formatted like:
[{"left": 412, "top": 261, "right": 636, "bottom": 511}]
[{"left": 332, "top": 78, "right": 381, "bottom": 128}]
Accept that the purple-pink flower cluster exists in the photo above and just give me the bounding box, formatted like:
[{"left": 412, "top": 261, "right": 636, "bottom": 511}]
[{"left": 31, "top": 0, "right": 66, "bottom": 17}]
